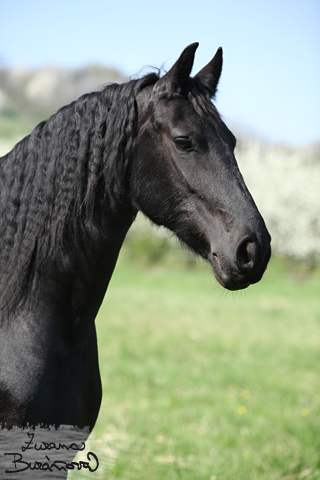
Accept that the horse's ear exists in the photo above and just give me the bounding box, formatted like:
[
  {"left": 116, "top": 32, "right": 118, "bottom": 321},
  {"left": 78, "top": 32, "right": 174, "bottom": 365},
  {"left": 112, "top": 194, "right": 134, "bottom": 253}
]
[
  {"left": 157, "top": 43, "right": 199, "bottom": 94},
  {"left": 194, "top": 47, "right": 223, "bottom": 97}
]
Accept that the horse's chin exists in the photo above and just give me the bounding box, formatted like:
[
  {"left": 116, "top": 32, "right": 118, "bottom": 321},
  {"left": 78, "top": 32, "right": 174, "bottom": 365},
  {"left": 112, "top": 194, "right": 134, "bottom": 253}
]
[{"left": 209, "top": 254, "right": 251, "bottom": 291}]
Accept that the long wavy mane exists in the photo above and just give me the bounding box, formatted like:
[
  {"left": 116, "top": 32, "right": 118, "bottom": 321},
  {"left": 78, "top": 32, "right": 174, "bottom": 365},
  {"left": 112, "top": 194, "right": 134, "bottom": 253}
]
[{"left": 0, "top": 73, "right": 159, "bottom": 312}]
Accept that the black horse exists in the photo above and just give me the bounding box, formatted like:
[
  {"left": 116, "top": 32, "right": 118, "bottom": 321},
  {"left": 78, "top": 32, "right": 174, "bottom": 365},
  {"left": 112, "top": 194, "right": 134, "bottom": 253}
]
[{"left": 0, "top": 43, "right": 270, "bottom": 439}]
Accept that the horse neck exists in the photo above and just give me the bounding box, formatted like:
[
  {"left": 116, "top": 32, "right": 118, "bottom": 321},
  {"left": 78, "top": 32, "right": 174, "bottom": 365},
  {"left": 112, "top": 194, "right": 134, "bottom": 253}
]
[
  {"left": 10, "top": 211, "right": 135, "bottom": 339},
  {"left": 62, "top": 212, "right": 134, "bottom": 327},
  {"left": 0, "top": 116, "right": 136, "bottom": 327}
]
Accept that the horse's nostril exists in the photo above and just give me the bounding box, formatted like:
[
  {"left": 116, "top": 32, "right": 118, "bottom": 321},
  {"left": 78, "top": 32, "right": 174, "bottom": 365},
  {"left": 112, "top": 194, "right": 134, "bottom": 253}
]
[{"left": 236, "top": 238, "right": 257, "bottom": 271}]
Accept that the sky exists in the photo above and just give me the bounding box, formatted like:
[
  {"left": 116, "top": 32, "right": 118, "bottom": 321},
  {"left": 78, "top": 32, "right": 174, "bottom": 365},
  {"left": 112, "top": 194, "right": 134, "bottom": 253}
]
[{"left": 1, "top": 0, "right": 319, "bottom": 146}]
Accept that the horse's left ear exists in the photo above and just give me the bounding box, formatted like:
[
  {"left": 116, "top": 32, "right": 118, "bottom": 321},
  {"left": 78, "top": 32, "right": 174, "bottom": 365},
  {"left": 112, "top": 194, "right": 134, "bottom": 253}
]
[
  {"left": 157, "top": 43, "right": 199, "bottom": 94},
  {"left": 194, "top": 47, "right": 223, "bottom": 97}
]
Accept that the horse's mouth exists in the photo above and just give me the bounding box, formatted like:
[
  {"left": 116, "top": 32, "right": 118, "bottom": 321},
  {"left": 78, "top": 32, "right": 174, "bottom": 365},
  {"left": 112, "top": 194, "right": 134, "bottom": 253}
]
[{"left": 209, "top": 253, "right": 251, "bottom": 291}]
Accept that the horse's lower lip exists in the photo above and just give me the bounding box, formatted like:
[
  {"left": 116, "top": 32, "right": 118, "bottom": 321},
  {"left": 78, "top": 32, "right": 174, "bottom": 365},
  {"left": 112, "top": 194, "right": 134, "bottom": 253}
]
[{"left": 210, "top": 254, "right": 250, "bottom": 291}]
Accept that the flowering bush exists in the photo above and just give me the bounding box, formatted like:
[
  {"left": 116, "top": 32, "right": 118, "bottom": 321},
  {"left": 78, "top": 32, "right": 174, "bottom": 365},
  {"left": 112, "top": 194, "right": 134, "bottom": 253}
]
[{"left": 236, "top": 140, "right": 320, "bottom": 265}]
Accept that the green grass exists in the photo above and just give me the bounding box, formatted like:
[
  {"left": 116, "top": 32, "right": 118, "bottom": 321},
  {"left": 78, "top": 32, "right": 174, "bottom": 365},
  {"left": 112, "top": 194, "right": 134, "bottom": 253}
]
[{"left": 70, "top": 257, "right": 320, "bottom": 480}]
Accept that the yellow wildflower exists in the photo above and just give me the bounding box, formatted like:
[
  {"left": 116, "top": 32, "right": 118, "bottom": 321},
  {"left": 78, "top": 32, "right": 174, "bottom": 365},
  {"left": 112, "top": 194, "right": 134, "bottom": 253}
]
[
  {"left": 300, "top": 408, "right": 310, "bottom": 417},
  {"left": 241, "top": 390, "right": 251, "bottom": 399},
  {"left": 237, "top": 405, "right": 247, "bottom": 415},
  {"left": 243, "top": 449, "right": 252, "bottom": 458}
]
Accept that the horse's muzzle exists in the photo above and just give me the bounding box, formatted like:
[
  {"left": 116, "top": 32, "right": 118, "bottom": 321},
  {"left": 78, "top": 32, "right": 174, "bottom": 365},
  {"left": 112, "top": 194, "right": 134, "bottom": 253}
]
[{"left": 209, "top": 233, "right": 271, "bottom": 291}]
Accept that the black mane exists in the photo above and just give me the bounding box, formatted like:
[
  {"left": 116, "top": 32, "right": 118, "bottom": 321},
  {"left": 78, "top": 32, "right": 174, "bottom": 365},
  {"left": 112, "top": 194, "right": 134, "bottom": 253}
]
[{"left": 0, "top": 73, "right": 159, "bottom": 311}]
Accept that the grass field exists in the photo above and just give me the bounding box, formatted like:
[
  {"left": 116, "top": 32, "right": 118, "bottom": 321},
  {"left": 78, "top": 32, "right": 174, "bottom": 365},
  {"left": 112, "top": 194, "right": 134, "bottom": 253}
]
[{"left": 70, "top": 256, "right": 320, "bottom": 480}]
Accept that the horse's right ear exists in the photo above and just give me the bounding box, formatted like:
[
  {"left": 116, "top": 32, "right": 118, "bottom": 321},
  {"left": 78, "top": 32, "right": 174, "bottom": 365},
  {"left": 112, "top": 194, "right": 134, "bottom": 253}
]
[
  {"left": 155, "top": 43, "right": 199, "bottom": 95},
  {"left": 194, "top": 47, "right": 223, "bottom": 97}
]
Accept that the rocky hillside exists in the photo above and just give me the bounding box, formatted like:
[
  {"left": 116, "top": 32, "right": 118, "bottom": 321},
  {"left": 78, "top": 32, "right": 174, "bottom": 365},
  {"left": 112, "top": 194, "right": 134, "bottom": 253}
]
[{"left": 0, "top": 63, "right": 126, "bottom": 138}]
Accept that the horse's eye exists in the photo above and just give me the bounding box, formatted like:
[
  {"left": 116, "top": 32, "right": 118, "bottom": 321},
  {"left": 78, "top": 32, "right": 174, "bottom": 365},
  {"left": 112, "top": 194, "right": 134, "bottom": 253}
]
[{"left": 174, "top": 138, "right": 192, "bottom": 151}]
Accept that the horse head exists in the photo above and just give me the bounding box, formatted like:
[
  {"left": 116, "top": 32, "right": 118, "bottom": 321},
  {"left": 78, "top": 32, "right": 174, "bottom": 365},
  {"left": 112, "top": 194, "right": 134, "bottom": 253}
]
[{"left": 132, "top": 43, "right": 271, "bottom": 290}]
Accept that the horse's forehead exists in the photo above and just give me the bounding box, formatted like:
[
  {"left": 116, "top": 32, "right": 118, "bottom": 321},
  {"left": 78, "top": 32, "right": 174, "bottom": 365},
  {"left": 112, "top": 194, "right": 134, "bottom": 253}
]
[{"left": 153, "top": 97, "right": 204, "bottom": 129}]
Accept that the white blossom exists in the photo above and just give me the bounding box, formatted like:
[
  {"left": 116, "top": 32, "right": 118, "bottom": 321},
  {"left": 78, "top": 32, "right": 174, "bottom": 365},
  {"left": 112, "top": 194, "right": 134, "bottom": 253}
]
[{"left": 236, "top": 140, "right": 320, "bottom": 264}]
